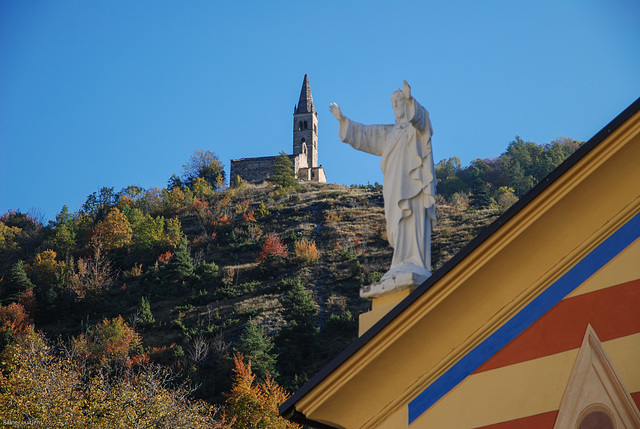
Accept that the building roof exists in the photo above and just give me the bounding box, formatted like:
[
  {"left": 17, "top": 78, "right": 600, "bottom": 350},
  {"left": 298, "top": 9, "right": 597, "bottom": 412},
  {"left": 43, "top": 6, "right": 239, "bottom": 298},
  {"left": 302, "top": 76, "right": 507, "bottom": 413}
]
[
  {"left": 279, "top": 96, "right": 640, "bottom": 428},
  {"left": 295, "top": 74, "right": 315, "bottom": 114}
]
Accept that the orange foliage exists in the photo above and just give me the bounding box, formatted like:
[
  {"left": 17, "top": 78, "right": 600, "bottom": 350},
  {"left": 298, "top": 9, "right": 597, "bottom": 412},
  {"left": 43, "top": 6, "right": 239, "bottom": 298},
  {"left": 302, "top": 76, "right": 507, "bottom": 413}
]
[
  {"left": 294, "top": 239, "right": 320, "bottom": 264},
  {"left": 0, "top": 303, "right": 33, "bottom": 336},
  {"left": 130, "top": 353, "right": 150, "bottom": 367},
  {"left": 189, "top": 198, "right": 208, "bottom": 212},
  {"left": 216, "top": 214, "right": 232, "bottom": 226},
  {"left": 219, "top": 192, "right": 234, "bottom": 209},
  {"left": 116, "top": 194, "right": 135, "bottom": 209},
  {"left": 158, "top": 251, "right": 173, "bottom": 264},
  {"left": 223, "top": 354, "right": 299, "bottom": 429},
  {"left": 17, "top": 290, "right": 37, "bottom": 316},
  {"left": 256, "top": 233, "right": 288, "bottom": 263},
  {"left": 149, "top": 343, "right": 178, "bottom": 365},
  {"left": 242, "top": 210, "right": 256, "bottom": 223},
  {"left": 73, "top": 315, "right": 142, "bottom": 370}
]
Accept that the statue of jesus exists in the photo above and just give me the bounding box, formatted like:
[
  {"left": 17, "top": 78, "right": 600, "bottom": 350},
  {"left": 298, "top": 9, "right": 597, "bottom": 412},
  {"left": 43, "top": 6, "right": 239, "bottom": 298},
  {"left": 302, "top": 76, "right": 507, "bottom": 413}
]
[{"left": 330, "top": 81, "right": 436, "bottom": 286}]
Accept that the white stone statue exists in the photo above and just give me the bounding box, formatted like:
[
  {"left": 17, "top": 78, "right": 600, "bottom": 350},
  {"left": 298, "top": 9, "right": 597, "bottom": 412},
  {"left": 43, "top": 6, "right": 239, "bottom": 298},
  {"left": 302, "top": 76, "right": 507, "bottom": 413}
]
[{"left": 330, "top": 81, "right": 436, "bottom": 297}]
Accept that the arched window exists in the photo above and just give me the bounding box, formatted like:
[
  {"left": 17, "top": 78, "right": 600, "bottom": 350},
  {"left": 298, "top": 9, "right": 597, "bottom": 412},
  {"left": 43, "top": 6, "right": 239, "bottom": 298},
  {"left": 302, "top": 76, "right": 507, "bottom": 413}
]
[
  {"left": 302, "top": 143, "right": 307, "bottom": 155},
  {"left": 298, "top": 121, "right": 303, "bottom": 131},
  {"left": 304, "top": 121, "right": 308, "bottom": 129},
  {"left": 314, "top": 124, "right": 317, "bottom": 133},
  {"left": 578, "top": 411, "right": 614, "bottom": 429}
]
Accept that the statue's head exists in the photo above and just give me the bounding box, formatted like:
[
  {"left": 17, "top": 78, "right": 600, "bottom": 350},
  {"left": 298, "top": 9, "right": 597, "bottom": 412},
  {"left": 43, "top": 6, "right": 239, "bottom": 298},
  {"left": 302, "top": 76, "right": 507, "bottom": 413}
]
[{"left": 391, "top": 91, "right": 406, "bottom": 123}]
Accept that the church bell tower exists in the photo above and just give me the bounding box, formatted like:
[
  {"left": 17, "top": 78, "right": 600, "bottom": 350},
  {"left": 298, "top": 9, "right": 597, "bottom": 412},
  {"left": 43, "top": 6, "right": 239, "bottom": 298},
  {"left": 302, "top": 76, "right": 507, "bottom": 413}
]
[{"left": 293, "top": 74, "right": 318, "bottom": 168}]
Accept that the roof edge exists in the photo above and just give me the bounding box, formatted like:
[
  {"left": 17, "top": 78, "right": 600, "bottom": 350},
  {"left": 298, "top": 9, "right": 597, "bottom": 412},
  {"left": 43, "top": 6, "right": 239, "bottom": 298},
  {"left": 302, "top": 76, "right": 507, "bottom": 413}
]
[{"left": 281, "top": 405, "right": 341, "bottom": 429}]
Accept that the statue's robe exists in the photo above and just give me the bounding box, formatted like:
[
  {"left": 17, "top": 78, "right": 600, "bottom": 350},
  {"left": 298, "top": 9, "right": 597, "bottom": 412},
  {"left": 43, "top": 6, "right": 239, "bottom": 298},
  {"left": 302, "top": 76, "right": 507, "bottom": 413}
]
[{"left": 339, "top": 98, "right": 436, "bottom": 276}]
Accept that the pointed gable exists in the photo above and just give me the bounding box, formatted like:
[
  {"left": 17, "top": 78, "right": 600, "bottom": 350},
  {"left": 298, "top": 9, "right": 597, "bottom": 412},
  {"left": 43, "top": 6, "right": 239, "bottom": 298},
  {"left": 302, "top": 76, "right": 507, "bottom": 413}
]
[
  {"left": 295, "top": 74, "right": 315, "bottom": 114},
  {"left": 552, "top": 325, "right": 640, "bottom": 429}
]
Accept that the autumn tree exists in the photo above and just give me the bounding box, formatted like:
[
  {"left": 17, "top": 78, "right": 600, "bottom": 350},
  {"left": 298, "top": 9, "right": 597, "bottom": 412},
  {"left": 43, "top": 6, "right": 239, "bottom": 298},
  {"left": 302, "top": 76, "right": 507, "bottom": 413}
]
[
  {"left": 119, "top": 184, "right": 146, "bottom": 204},
  {"left": 191, "top": 177, "right": 216, "bottom": 200},
  {"left": 294, "top": 238, "right": 320, "bottom": 264},
  {"left": 182, "top": 150, "right": 226, "bottom": 191},
  {"left": 94, "top": 207, "right": 133, "bottom": 251},
  {"left": 68, "top": 239, "right": 114, "bottom": 301},
  {"left": 0, "top": 302, "right": 33, "bottom": 349},
  {"left": 29, "top": 249, "right": 66, "bottom": 310},
  {"left": 0, "top": 218, "right": 22, "bottom": 263},
  {"left": 223, "top": 354, "right": 300, "bottom": 429},
  {"left": 0, "top": 210, "right": 43, "bottom": 262},
  {"left": 257, "top": 232, "right": 288, "bottom": 264},
  {"left": 72, "top": 315, "right": 143, "bottom": 371},
  {"left": 0, "top": 329, "right": 222, "bottom": 428}
]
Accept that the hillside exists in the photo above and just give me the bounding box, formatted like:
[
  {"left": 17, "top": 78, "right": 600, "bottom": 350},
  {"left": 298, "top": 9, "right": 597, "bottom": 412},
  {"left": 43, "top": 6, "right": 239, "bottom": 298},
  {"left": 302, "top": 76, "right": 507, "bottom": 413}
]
[{"left": 0, "top": 180, "right": 504, "bottom": 404}]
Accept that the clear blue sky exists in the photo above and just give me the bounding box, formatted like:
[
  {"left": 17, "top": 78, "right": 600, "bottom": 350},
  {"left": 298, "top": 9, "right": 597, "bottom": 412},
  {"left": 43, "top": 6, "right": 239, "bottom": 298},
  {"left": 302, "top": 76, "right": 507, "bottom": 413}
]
[{"left": 1, "top": 1, "right": 639, "bottom": 222}]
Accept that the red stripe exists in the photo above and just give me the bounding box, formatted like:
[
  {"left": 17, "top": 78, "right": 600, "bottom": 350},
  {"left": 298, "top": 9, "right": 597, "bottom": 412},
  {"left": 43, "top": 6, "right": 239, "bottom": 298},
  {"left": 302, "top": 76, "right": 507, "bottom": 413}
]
[
  {"left": 475, "top": 279, "right": 640, "bottom": 373},
  {"left": 633, "top": 392, "right": 640, "bottom": 411},
  {"left": 474, "top": 411, "right": 558, "bottom": 429}
]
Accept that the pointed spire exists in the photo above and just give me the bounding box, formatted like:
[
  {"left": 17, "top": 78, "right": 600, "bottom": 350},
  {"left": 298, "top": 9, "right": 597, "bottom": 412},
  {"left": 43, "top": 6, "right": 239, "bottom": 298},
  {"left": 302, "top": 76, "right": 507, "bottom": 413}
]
[{"left": 296, "top": 74, "right": 315, "bottom": 114}]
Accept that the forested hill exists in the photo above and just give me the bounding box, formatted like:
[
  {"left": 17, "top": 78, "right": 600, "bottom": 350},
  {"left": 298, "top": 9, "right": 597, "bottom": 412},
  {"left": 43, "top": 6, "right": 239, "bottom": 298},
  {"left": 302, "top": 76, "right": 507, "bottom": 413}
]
[{"left": 0, "top": 137, "right": 582, "bottom": 426}]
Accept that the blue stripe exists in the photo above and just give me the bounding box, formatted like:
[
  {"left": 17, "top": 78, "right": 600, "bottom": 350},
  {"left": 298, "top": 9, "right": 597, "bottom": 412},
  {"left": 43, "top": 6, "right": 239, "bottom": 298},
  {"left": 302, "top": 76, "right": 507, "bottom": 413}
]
[{"left": 408, "top": 212, "right": 640, "bottom": 425}]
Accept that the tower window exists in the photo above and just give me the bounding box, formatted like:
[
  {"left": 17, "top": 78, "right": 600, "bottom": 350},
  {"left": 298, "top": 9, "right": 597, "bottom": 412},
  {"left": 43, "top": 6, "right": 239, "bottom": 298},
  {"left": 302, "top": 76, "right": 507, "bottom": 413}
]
[
  {"left": 304, "top": 121, "right": 308, "bottom": 129},
  {"left": 298, "top": 121, "right": 303, "bottom": 131}
]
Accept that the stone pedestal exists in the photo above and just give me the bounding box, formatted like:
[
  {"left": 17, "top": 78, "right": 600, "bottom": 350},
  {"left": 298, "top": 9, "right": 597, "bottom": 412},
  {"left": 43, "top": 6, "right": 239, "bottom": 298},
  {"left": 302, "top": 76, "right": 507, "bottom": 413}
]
[
  {"left": 358, "top": 270, "right": 431, "bottom": 336},
  {"left": 360, "top": 271, "right": 430, "bottom": 300}
]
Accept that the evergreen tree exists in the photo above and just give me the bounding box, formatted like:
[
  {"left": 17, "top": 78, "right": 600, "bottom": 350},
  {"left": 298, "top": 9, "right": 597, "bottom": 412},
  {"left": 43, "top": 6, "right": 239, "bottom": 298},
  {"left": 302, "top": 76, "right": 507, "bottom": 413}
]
[
  {"left": 167, "top": 238, "right": 194, "bottom": 282},
  {"left": 470, "top": 178, "right": 494, "bottom": 208},
  {"left": 269, "top": 151, "right": 297, "bottom": 189},
  {"left": 2, "top": 261, "right": 34, "bottom": 304},
  {"left": 280, "top": 280, "right": 317, "bottom": 329},
  {"left": 275, "top": 279, "right": 318, "bottom": 390},
  {"left": 137, "top": 296, "right": 155, "bottom": 326},
  {"left": 234, "top": 319, "right": 278, "bottom": 381}
]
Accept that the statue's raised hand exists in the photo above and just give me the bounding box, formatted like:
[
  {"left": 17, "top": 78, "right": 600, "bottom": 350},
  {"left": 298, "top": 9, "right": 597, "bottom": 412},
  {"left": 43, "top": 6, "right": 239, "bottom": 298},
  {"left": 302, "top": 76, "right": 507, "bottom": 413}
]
[
  {"left": 402, "top": 80, "right": 411, "bottom": 100},
  {"left": 329, "top": 103, "right": 344, "bottom": 121}
]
